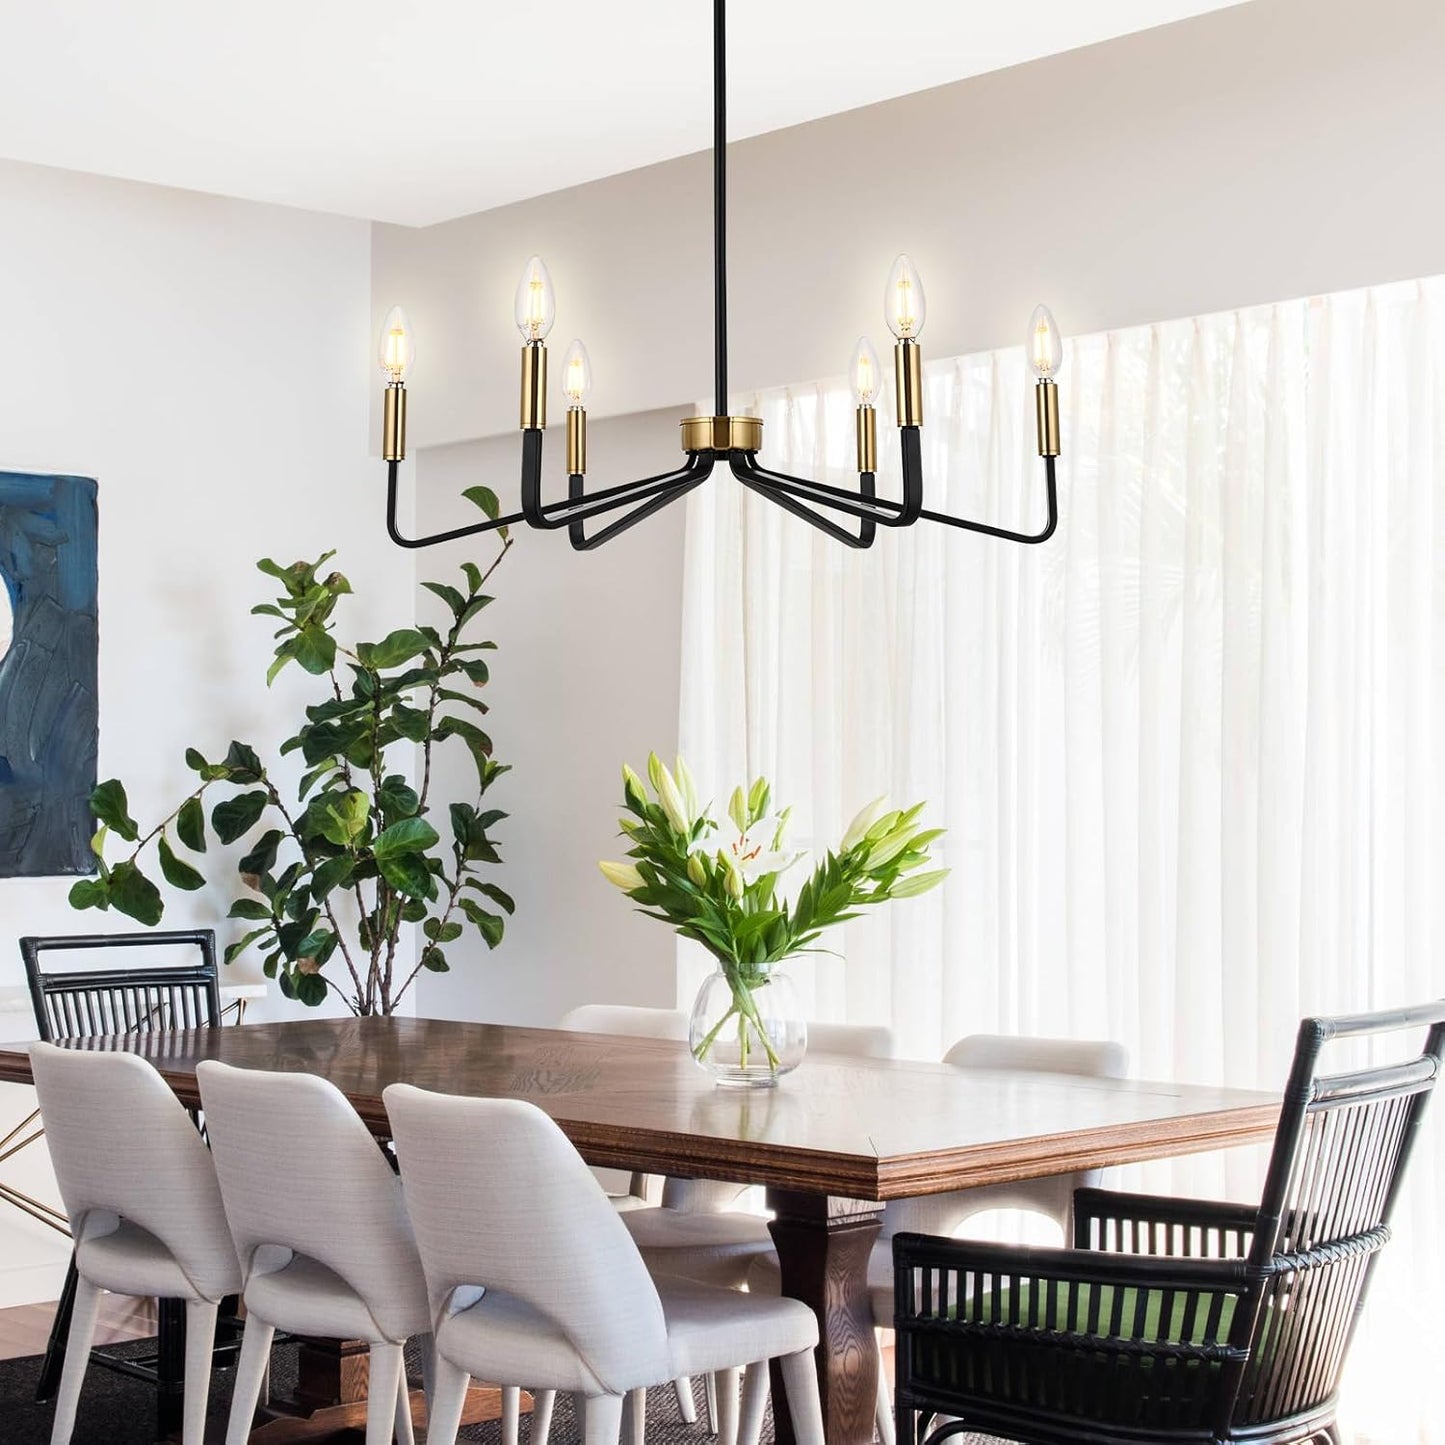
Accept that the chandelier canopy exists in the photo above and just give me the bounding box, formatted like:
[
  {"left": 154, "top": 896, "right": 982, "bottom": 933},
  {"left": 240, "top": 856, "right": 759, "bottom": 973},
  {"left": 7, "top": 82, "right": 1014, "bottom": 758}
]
[{"left": 379, "top": 0, "right": 1062, "bottom": 553}]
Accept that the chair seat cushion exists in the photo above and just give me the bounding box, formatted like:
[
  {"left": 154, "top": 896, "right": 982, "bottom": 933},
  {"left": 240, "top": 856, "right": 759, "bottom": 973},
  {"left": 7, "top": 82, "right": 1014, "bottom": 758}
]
[
  {"left": 968, "top": 1280, "right": 1240, "bottom": 1345},
  {"left": 245, "top": 1253, "right": 428, "bottom": 1343},
  {"left": 78, "top": 1220, "right": 228, "bottom": 1302},
  {"left": 623, "top": 1207, "right": 776, "bottom": 1289},
  {"left": 658, "top": 1275, "right": 819, "bottom": 1378}
]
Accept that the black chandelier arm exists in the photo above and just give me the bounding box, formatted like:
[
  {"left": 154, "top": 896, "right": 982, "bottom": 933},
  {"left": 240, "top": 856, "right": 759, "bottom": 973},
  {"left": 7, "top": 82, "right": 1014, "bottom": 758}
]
[
  {"left": 733, "top": 453, "right": 878, "bottom": 549},
  {"left": 522, "top": 447, "right": 712, "bottom": 532},
  {"left": 566, "top": 457, "right": 715, "bottom": 551},
  {"left": 917, "top": 455, "right": 1060, "bottom": 544},
  {"left": 385, "top": 459, "right": 525, "bottom": 550}
]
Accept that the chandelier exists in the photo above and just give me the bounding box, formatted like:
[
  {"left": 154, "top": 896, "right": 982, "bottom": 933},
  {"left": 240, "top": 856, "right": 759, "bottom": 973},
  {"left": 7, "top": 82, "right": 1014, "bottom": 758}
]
[{"left": 378, "top": 0, "right": 1063, "bottom": 552}]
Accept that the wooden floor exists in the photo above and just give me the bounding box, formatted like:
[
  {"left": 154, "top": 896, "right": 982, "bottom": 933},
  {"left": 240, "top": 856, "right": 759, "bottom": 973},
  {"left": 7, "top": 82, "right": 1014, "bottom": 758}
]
[{"left": 0, "top": 1294, "right": 155, "bottom": 1362}]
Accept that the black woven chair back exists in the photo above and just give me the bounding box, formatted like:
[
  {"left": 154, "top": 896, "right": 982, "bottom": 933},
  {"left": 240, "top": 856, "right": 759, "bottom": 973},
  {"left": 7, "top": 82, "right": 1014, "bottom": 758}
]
[
  {"left": 21, "top": 931, "right": 221, "bottom": 1042},
  {"left": 1221, "top": 1002, "right": 1445, "bottom": 1431}
]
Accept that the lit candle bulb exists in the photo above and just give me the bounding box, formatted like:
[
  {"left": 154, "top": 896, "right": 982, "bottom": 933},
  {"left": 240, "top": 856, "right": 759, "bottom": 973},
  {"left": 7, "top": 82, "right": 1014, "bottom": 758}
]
[
  {"left": 885, "top": 255, "right": 926, "bottom": 427},
  {"left": 1028, "top": 304, "right": 1063, "bottom": 458},
  {"left": 378, "top": 305, "right": 413, "bottom": 461},
  {"left": 562, "top": 338, "right": 591, "bottom": 475},
  {"left": 850, "top": 337, "right": 881, "bottom": 472},
  {"left": 515, "top": 256, "right": 554, "bottom": 429}
]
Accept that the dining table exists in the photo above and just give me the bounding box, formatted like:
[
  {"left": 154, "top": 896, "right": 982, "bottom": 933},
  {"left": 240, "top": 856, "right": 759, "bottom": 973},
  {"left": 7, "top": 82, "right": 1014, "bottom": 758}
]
[{"left": 0, "top": 1016, "right": 1281, "bottom": 1445}]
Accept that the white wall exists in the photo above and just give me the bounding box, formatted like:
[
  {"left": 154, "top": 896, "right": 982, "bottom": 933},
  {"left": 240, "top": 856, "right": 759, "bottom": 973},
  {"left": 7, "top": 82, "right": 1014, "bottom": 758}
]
[
  {"left": 0, "top": 159, "right": 403, "bottom": 1304},
  {"left": 407, "top": 408, "right": 690, "bottom": 1025},
  {"left": 373, "top": 0, "right": 1445, "bottom": 448}
]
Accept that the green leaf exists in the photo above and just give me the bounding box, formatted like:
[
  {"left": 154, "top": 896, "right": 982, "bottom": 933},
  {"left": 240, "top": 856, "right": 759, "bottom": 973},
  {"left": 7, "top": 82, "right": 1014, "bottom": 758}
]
[
  {"left": 293, "top": 624, "right": 336, "bottom": 675},
  {"left": 356, "top": 628, "right": 430, "bottom": 670},
  {"left": 212, "top": 790, "right": 269, "bottom": 844},
  {"left": 462, "top": 485, "right": 501, "bottom": 520},
  {"left": 421, "top": 580, "right": 467, "bottom": 617},
  {"left": 315, "top": 789, "right": 369, "bottom": 848},
  {"left": 460, "top": 562, "right": 483, "bottom": 593},
  {"left": 108, "top": 862, "right": 164, "bottom": 926},
  {"left": 89, "top": 779, "right": 139, "bottom": 842},
  {"left": 176, "top": 796, "right": 207, "bottom": 853},
  {"left": 184, "top": 747, "right": 210, "bottom": 775},
  {"left": 68, "top": 877, "right": 110, "bottom": 911},
  {"left": 433, "top": 715, "right": 493, "bottom": 786},
  {"left": 310, "top": 854, "right": 357, "bottom": 901},
  {"left": 419, "top": 945, "right": 450, "bottom": 972},
  {"left": 376, "top": 851, "right": 434, "bottom": 900},
  {"left": 224, "top": 927, "right": 271, "bottom": 966},
  {"left": 158, "top": 835, "right": 207, "bottom": 892},
  {"left": 423, "top": 918, "right": 464, "bottom": 943},
  {"left": 389, "top": 705, "right": 431, "bottom": 742},
  {"left": 459, "top": 897, "right": 505, "bottom": 948},
  {"left": 228, "top": 898, "right": 273, "bottom": 921},
  {"left": 473, "top": 881, "right": 515, "bottom": 915},
  {"left": 374, "top": 817, "right": 440, "bottom": 859},
  {"left": 293, "top": 971, "right": 328, "bottom": 1007},
  {"left": 377, "top": 775, "right": 420, "bottom": 824},
  {"left": 238, "top": 829, "right": 285, "bottom": 881},
  {"left": 223, "top": 741, "right": 264, "bottom": 784}
]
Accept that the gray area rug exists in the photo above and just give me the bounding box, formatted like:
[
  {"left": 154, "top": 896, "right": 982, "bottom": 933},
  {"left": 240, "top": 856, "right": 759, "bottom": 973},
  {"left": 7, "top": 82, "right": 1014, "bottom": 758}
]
[{"left": 0, "top": 1336, "right": 1009, "bottom": 1442}]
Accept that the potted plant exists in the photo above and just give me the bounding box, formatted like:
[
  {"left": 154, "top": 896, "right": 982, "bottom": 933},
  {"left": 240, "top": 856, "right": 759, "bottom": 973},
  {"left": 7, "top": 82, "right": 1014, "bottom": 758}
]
[
  {"left": 600, "top": 754, "right": 947, "bottom": 1085},
  {"left": 70, "top": 513, "right": 514, "bottom": 1016}
]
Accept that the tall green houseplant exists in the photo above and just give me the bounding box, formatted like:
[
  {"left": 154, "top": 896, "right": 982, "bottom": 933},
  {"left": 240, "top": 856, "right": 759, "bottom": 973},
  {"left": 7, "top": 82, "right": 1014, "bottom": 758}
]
[{"left": 72, "top": 520, "right": 514, "bottom": 1016}]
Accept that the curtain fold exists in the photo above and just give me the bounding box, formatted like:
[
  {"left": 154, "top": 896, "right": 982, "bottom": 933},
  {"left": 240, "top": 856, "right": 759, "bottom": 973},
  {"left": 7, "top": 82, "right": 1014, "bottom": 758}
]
[{"left": 679, "top": 277, "right": 1443, "bottom": 1442}]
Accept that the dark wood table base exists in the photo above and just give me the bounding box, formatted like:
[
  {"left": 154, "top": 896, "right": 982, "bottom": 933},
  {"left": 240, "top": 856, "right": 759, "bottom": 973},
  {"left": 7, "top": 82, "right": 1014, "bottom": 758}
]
[{"left": 767, "top": 1190, "right": 884, "bottom": 1445}]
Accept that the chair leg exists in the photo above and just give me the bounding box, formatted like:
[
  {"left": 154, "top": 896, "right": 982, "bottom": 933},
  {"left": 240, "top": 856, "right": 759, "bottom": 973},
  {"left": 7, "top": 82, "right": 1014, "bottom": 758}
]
[
  {"left": 873, "top": 1332, "right": 896, "bottom": 1445},
  {"left": 777, "top": 1349, "right": 825, "bottom": 1445},
  {"left": 531, "top": 1388, "right": 557, "bottom": 1444},
  {"left": 704, "top": 1371, "right": 719, "bottom": 1433},
  {"left": 737, "top": 1361, "right": 769, "bottom": 1445},
  {"left": 393, "top": 1359, "right": 416, "bottom": 1445},
  {"left": 366, "top": 1343, "right": 405, "bottom": 1445},
  {"left": 622, "top": 1387, "right": 646, "bottom": 1445},
  {"left": 181, "top": 1301, "right": 219, "bottom": 1445},
  {"left": 36, "top": 1253, "right": 81, "bottom": 1404},
  {"left": 714, "top": 1367, "right": 740, "bottom": 1445},
  {"left": 579, "top": 1393, "right": 625, "bottom": 1445},
  {"left": 673, "top": 1376, "right": 698, "bottom": 1424},
  {"left": 426, "top": 1355, "right": 472, "bottom": 1445},
  {"left": 502, "top": 1384, "right": 522, "bottom": 1445},
  {"left": 225, "top": 1317, "right": 276, "bottom": 1445},
  {"left": 46, "top": 1275, "right": 101, "bottom": 1445}
]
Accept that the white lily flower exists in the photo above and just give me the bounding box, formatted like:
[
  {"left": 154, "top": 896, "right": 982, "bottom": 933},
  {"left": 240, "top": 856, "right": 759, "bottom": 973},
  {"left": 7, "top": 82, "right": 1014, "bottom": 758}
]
[
  {"left": 728, "top": 814, "right": 804, "bottom": 884},
  {"left": 598, "top": 860, "right": 645, "bottom": 891},
  {"left": 841, "top": 795, "right": 888, "bottom": 852}
]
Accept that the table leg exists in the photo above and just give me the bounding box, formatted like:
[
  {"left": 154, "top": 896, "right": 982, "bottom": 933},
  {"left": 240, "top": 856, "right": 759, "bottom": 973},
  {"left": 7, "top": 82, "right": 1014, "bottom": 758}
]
[{"left": 766, "top": 1189, "right": 883, "bottom": 1445}]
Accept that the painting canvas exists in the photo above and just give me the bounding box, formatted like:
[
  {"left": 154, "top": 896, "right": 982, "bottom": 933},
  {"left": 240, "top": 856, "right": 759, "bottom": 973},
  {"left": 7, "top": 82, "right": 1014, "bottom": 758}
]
[{"left": 0, "top": 471, "right": 99, "bottom": 876}]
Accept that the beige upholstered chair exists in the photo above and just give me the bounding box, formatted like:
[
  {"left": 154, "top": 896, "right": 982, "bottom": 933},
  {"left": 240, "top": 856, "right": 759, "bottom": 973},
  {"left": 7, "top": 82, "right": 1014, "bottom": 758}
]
[
  {"left": 197, "top": 1061, "right": 444, "bottom": 1445},
  {"left": 30, "top": 1044, "right": 243, "bottom": 1445},
  {"left": 384, "top": 1085, "right": 826, "bottom": 1445}
]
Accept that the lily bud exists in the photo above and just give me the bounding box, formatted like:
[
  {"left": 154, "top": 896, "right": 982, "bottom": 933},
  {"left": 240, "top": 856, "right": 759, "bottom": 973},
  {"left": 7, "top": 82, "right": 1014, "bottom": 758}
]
[
  {"left": 888, "top": 867, "right": 950, "bottom": 898},
  {"left": 622, "top": 763, "right": 648, "bottom": 809},
  {"left": 728, "top": 786, "right": 748, "bottom": 834},
  {"left": 687, "top": 853, "right": 708, "bottom": 886},
  {"left": 725, "top": 864, "right": 745, "bottom": 901},
  {"left": 867, "top": 825, "right": 921, "bottom": 871},
  {"left": 676, "top": 754, "right": 700, "bottom": 820},
  {"left": 598, "top": 860, "right": 646, "bottom": 892},
  {"left": 748, "top": 777, "right": 770, "bottom": 821},
  {"left": 655, "top": 765, "right": 691, "bottom": 834},
  {"left": 841, "top": 796, "right": 887, "bottom": 852},
  {"left": 771, "top": 806, "right": 792, "bottom": 850}
]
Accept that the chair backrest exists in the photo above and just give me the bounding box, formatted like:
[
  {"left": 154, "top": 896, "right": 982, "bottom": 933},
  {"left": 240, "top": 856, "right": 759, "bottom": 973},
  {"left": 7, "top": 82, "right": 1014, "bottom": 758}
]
[
  {"left": 22, "top": 931, "right": 220, "bottom": 1042},
  {"left": 385, "top": 1084, "right": 672, "bottom": 1393},
  {"left": 559, "top": 1004, "right": 689, "bottom": 1040},
  {"left": 943, "top": 1033, "right": 1129, "bottom": 1080},
  {"left": 196, "top": 1061, "right": 426, "bottom": 1341},
  {"left": 29, "top": 1043, "right": 239, "bottom": 1302},
  {"left": 808, "top": 1022, "right": 895, "bottom": 1059},
  {"left": 884, "top": 1032, "right": 1130, "bottom": 1241},
  {"left": 1222, "top": 1002, "right": 1445, "bottom": 1431}
]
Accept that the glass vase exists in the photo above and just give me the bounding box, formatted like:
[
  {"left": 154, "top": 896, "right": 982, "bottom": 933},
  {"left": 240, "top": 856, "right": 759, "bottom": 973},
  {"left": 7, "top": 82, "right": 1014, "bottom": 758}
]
[{"left": 688, "top": 965, "right": 806, "bottom": 1087}]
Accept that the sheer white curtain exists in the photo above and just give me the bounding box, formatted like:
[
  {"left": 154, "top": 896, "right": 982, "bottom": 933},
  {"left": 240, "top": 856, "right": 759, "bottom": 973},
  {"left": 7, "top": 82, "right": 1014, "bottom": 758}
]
[{"left": 679, "top": 277, "right": 1443, "bottom": 1441}]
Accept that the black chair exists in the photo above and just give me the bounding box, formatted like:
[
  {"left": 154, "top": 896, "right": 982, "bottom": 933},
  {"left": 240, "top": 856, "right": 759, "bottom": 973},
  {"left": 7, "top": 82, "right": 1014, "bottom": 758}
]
[
  {"left": 21, "top": 930, "right": 224, "bottom": 1432},
  {"left": 892, "top": 1001, "right": 1445, "bottom": 1445}
]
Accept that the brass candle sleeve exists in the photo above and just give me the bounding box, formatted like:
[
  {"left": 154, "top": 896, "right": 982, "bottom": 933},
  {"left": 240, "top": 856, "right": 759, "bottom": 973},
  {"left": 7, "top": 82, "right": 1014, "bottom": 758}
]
[
  {"left": 856, "top": 405, "right": 877, "bottom": 474},
  {"left": 382, "top": 383, "right": 407, "bottom": 462},
  {"left": 1035, "top": 379, "right": 1060, "bottom": 457},
  {"left": 520, "top": 341, "right": 548, "bottom": 430},
  {"left": 894, "top": 339, "right": 924, "bottom": 427},
  {"left": 566, "top": 407, "right": 587, "bottom": 475}
]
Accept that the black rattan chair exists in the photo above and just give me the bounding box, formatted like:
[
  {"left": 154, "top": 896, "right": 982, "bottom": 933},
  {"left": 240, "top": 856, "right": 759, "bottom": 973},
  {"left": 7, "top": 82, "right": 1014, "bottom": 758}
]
[
  {"left": 20, "top": 929, "right": 224, "bottom": 1429},
  {"left": 892, "top": 1001, "right": 1445, "bottom": 1445}
]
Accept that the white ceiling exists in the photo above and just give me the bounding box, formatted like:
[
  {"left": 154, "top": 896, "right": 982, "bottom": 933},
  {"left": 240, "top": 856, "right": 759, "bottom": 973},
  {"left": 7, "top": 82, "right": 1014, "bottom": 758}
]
[{"left": 0, "top": 1, "right": 1252, "bottom": 227}]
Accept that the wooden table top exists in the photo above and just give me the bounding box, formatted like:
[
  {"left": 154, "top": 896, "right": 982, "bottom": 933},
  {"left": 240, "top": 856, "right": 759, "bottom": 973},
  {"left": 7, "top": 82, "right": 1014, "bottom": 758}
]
[{"left": 0, "top": 1017, "right": 1280, "bottom": 1200}]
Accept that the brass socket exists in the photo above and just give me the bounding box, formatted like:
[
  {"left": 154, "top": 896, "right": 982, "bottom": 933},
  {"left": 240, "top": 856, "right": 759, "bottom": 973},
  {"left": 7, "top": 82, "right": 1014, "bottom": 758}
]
[
  {"left": 894, "top": 339, "right": 923, "bottom": 427},
  {"left": 566, "top": 407, "right": 587, "bottom": 475},
  {"left": 520, "top": 342, "right": 547, "bottom": 430},
  {"left": 856, "top": 405, "right": 877, "bottom": 473},
  {"left": 382, "top": 383, "right": 407, "bottom": 462},
  {"left": 679, "top": 414, "right": 763, "bottom": 453},
  {"left": 1035, "top": 379, "right": 1061, "bottom": 457}
]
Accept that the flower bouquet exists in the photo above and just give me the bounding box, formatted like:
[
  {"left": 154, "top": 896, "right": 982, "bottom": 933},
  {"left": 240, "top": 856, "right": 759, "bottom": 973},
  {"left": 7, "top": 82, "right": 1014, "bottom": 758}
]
[{"left": 600, "top": 754, "right": 947, "bottom": 1085}]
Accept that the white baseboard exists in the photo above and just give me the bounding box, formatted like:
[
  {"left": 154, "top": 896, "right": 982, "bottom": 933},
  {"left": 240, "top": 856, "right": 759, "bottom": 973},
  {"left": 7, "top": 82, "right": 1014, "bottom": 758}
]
[{"left": 0, "top": 1255, "right": 68, "bottom": 1310}]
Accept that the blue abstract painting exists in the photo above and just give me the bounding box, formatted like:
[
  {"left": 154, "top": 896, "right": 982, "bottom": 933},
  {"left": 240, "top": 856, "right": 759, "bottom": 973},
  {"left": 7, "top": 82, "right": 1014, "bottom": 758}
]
[{"left": 0, "top": 471, "right": 99, "bottom": 876}]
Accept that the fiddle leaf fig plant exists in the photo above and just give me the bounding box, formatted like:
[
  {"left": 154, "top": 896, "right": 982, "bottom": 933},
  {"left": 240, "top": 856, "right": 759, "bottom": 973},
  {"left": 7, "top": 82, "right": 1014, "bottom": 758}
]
[{"left": 70, "top": 522, "right": 514, "bottom": 1015}]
